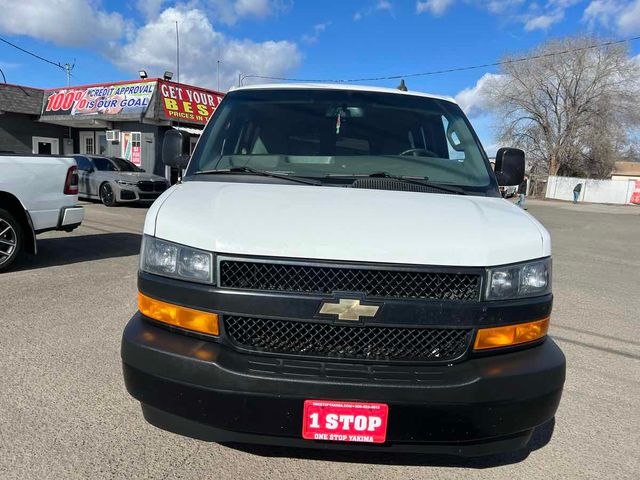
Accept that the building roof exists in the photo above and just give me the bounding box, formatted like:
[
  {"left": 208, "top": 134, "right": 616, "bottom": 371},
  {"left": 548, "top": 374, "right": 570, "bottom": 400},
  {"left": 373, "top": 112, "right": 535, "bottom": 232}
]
[
  {"left": 0, "top": 83, "right": 44, "bottom": 115},
  {"left": 230, "top": 83, "right": 456, "bottom": 104},
  {"left": 612, "top": 161, "right": 640, "bottom": 176}
]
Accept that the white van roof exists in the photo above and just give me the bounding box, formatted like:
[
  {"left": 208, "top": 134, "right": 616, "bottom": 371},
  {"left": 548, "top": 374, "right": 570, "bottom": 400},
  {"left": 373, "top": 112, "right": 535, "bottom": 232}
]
[{"left": 229, "top": 83, "right": 457, "bottom": 104}]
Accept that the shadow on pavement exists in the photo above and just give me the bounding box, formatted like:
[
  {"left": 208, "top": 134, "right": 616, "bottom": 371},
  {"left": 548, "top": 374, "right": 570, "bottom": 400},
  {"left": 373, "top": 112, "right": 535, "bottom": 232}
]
[
  {"left": 15, "top": 232, "right": 142, "bottom": 271},
  {"left": 81, "top": 199, "right": 151, "bottom": 209},
  {"left": 224, "top": 419, "right": 555, "bottom": 469}
]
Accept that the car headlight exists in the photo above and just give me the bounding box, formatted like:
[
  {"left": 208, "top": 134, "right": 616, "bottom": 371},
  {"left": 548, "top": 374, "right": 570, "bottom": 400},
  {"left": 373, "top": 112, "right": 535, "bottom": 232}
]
[
  {"left": 486, "top": 258, "right": 551, "bottom": 300},
  {"left": 140, "top": 235, "right": 213, "bottom": 283},
  {"left": 116, "top": 179, "right": 138, "bottom": 186}
]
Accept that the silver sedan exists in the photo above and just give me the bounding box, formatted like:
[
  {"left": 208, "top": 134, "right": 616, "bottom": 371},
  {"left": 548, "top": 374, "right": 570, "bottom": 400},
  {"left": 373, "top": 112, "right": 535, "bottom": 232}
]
[{"left": 74, "top": 155, "right": 170, "bottom": 207}]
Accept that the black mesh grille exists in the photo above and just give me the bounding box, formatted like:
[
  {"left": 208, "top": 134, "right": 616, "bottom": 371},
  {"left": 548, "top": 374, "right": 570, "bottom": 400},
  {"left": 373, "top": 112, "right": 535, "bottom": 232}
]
[
  {"left": 224, "top": 316, "right": 472, "bottom": 362},
  {"left": 138, "top": 181, "right": 167, "bottom": 192},
  {"left": 153, "top": 181, "right": 168, "bottom": 192},
  {"left": 220, "top": 261, "right": 481, "bottom": 301},
  {"left": 137, "top": 181, "right": 153, "bottom": 192}
]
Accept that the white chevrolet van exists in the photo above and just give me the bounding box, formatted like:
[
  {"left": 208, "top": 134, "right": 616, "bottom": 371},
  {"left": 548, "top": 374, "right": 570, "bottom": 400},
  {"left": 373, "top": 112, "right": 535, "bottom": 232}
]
[{"left": 122, "top": 84, "right": 565, "bottom": 456}]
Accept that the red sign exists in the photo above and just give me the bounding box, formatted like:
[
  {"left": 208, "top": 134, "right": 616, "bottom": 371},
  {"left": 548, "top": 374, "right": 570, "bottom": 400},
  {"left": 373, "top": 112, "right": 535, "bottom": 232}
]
[
  {"left": 301, "top": 400, "right": 389, "bottom": 444},
  {"left": 121, "top": 132, "right": 142, "bottom": 166},
  {"left": 131, "top": 145, "right": 141, "bottom": 166},
  {"left": 159, "top": 81, "right": 224, "bottom": 125},
  {"left": 630, "top": 180, "right": 640, "bottom": 205}
]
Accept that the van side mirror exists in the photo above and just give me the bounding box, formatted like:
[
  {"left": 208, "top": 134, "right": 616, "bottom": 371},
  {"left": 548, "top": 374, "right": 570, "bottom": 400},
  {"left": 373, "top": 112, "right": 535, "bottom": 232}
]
[
  {"left": 494, "top": 148, "right": 525, "bottom": 186},
  {"left": 162, "top": 130, "right": 190, "bottom": 169}
]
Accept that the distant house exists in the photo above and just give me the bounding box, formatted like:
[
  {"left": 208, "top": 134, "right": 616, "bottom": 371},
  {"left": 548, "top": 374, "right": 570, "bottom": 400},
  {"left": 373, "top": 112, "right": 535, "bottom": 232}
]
[{"left": 611, "top": 161, "right": 640, "bottom": 182}]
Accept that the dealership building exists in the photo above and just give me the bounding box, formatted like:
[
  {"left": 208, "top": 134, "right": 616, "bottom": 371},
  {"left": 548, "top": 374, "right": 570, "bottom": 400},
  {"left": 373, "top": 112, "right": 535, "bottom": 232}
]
[{"left": 0, "top": 78, "right": 224, "bottom": 176}]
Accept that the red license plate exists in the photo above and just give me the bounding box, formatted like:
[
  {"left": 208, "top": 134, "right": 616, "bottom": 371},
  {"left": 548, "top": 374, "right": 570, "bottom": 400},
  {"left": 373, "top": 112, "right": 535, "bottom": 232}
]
[{"left": 302, "top": 399, "right": 389, "bottom": 444}]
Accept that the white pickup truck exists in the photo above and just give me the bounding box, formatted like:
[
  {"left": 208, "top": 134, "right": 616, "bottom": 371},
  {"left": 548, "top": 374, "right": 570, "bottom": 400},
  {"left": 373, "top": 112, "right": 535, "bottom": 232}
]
[{"left": 0, "top": 154, "right": 84, "bottom": 271}]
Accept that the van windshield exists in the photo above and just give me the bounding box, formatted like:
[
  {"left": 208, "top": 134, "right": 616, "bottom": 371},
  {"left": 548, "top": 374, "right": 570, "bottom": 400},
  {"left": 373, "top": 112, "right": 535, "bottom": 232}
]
[{"left": 187, "top": 89, "right": 493, "bottom": 190}]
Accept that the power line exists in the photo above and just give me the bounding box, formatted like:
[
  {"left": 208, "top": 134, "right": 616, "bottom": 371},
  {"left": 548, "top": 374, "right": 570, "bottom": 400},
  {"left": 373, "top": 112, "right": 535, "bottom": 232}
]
[
  {"left": 0, "top": 36, "right": 76, "bottom": 86},
  {"left": 0, "top": 36, "right": 65, "bottom": 70},
  {"left": 241, "top": 35, "right": 640, "bottom": 85}
]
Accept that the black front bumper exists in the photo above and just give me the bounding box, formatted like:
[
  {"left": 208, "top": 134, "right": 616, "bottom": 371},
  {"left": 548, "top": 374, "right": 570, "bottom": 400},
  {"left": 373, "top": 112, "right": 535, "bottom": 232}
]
[{"left": 122, "top": 312, "right": 565, "bottom": 456}]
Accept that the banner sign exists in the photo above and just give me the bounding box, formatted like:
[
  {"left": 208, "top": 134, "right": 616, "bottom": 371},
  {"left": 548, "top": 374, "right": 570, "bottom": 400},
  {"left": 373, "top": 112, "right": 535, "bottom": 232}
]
[
  {"left": 159, "top": 81, "right": 223, "bottom": 125},
  {"left": 121, "top": 132, "right": 142, "bottom": 166},
  {"left": 43, "top": 81, "right": 155, "bottom": 117}
]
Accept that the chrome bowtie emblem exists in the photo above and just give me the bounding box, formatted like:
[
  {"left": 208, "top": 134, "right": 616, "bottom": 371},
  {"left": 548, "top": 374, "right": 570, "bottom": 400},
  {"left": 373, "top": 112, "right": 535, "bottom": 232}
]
[{"left": 319, "top": 298, "right": 380, "bottom": 321}]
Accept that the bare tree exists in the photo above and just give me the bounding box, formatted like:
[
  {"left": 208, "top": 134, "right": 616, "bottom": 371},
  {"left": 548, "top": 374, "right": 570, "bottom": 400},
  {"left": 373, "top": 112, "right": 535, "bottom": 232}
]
[{"left": 485, "top": 37, "right": 640, "bottom": 178}]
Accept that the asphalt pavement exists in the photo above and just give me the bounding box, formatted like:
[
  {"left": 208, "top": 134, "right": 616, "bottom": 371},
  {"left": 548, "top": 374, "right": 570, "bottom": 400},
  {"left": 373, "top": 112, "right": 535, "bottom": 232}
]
[{"left": 0, "top": 198, "right": 638, "bottom": 479}]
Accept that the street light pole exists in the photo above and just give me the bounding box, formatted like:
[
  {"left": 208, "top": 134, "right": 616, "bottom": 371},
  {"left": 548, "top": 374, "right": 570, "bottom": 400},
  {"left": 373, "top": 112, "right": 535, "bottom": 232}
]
[{"left": 175, "top": 21, "right": 180, "bottom": 85}]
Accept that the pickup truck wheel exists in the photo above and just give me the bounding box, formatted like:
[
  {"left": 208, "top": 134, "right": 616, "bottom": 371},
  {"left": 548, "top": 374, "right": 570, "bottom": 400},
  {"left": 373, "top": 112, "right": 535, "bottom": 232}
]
[
  {"left": 100, "top": 182, "right": 117, "bottom": 207},
  {"left": 0, "top": 208, "right": 22, "bottom": 272}
]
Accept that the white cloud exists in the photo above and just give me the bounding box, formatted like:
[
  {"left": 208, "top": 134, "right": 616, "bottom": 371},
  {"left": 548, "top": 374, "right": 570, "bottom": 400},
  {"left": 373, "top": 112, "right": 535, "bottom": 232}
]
[
  {"left": 620, "top": 1, "right": 640, "bottom": 32},
  {"left": 136, "top": 0, "right": 167, "bottom": 20},
  {"left": 485, "top": 0, "right": 525, "bottom": 14},
  {"left": 109, "top": 7, "right": 301, "bottom": 91},
  {"left": 583, "top": 0, "right": 622, "bottom": 28},
  {"left": 583, "top": 0, "right": 640, "bottom": 34},
  {"left": 415, "top": 0, "right": 576, "bottom": 31},
  {"left": 354, "top": 1, "right": 394, "bottom": 21},
  {"left": 454, "top": 73, "right": 502, "bottom": 118},
  {"left": 301, "top": 22, "right": 331, "bottom": 45},
  {"left": 524, "top": 10, "right": 565, "bottom": 31},
  {"left": 234, "top": 0, "right": 271, "bottom": 17},
  {"left": 416, "top": 0, "right": 455, "bottom": 16},
  {"left": 519, "top": 0, "right": 580, "bottom": 31},
  {"left": 0, "top": 0, "right": 128, "bottom": 46},
  {"left": 205, "top": 0, "right": 291, "bottom": 25}
]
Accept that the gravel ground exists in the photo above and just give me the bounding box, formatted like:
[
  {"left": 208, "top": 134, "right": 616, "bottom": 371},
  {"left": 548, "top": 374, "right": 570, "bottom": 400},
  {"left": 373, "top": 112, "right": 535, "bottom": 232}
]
[{"left": 0, "top": 198, "right": 638, "bottom": 479}]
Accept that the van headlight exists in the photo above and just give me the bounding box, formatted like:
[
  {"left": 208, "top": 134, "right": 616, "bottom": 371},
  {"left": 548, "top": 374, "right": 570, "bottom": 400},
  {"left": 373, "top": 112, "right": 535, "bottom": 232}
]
[
  {"left": 486, "top": 258, "right": 551, "bottom": 300},
  {"left": 140, "top": 235, "right": 213, "bottom": 283}
]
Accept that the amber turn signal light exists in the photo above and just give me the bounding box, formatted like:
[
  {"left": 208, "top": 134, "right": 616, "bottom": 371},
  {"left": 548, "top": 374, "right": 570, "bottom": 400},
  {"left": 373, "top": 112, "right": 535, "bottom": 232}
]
[
  {"left": 138, "top": 292, "right": 219, "bottom": 336},
  {"left": 474, "top": 317, "right": 549, "bottom": 351}
]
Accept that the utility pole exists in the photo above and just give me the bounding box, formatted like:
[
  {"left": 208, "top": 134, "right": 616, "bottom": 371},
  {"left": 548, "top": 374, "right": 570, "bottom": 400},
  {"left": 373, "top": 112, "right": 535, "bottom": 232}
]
[
  {"left": 64, "top": 62, "right": 74, "bottom": 86},
  {"left": 217, "top": 60, "right": 220, "bottom": 91}
]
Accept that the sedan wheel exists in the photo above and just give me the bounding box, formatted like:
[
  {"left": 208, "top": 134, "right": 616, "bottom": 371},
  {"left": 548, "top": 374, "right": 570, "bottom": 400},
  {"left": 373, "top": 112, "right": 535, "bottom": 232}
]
[{"left": 100, "top": 182, "right": 117, "bottom": 207}]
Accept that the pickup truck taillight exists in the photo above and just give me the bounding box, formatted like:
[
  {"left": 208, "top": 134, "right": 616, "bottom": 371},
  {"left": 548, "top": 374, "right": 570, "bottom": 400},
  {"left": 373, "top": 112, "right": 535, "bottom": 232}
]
[{"left": 64, "top": 166, "right": 79, "bottom": 195}]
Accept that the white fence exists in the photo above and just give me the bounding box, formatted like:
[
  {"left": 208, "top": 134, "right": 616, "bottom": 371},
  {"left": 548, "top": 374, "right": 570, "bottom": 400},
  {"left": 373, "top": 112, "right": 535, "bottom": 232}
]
[{"left": 546, "top": 176, "right": 639, "bottom": 205}]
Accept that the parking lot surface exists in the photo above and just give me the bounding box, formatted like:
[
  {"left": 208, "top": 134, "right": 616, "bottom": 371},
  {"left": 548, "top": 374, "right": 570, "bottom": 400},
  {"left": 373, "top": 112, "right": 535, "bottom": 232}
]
[{"left": 1, "top": 199, "right": 639, "bottom": 479}]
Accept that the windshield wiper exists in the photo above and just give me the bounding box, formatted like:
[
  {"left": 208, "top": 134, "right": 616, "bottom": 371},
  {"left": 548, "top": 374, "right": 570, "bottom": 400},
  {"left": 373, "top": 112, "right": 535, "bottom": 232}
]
[
  {"left": 368, "top": 172, "right": 466, "bottom": 195},
  {"left": 193, "top": 166, "right": 322, "bottom": 186}
]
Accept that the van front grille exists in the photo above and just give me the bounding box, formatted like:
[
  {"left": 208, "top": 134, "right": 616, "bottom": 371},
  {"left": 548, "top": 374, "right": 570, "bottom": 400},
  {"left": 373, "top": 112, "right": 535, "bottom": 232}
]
[
  {"left": 219, "top": 259, "right": 481, "bottom": 301},
  {"left": 224, "top": 316, "right": 472, "bottom": 362}
]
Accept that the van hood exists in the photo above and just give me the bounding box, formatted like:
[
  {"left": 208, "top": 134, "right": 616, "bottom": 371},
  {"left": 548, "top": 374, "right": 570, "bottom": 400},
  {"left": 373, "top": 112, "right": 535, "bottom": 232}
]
[{"left": 148, "top": 181, "right": 550, "bottom": 267}]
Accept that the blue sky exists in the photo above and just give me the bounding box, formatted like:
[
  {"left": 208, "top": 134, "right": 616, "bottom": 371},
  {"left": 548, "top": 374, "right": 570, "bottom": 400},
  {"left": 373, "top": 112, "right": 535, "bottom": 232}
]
[{"left": 1, "top": 0, "right": 640, "bottom": 151}]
